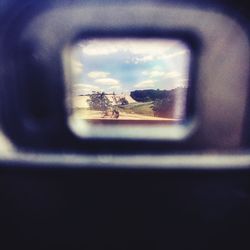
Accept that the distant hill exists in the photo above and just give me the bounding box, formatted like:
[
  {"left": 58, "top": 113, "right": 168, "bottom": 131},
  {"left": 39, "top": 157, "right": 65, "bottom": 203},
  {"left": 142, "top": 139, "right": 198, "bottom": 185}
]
[
  {"left": 130, "top": 87, "right": 187, "bottom": 102},
  {"left": 130, "top": 87, "right": 188, "bottom": 119}
]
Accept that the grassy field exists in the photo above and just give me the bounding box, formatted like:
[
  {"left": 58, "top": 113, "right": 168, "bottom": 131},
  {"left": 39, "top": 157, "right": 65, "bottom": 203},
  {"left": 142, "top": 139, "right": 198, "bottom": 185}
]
[
  {"left": 72, "top": 102, "right": 156, "bottom": 120},
  {"left": 116, "top": 102, "right": 154, "bottom": 117}
]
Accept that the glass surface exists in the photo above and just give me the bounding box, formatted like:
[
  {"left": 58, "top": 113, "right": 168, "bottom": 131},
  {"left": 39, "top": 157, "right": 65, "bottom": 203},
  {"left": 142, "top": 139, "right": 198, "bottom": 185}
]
[{"left": 69, "top": 39, "right": 190, "bottom": 124}]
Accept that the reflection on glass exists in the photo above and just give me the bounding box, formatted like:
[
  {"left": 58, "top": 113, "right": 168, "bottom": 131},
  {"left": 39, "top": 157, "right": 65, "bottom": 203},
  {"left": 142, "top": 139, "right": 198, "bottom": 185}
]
[{"left": 69, "top": 39, "right": 190, "bottom": 123}]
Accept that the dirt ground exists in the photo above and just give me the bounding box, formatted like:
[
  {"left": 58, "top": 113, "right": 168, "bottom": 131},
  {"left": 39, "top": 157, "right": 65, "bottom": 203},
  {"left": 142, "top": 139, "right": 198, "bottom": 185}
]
[{"left": 74, "top": 109, "right": 179, "bottom": 121}]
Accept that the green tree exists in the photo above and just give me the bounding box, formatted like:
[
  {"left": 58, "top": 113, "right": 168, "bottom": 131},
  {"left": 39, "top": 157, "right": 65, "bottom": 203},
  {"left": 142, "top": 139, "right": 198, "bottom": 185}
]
[
  {"left": 152, "top": 93, "right": 175, "bottom": 118},
  {"left": 119, "top": 97, "right": 129, "bottom": 105},
  {"left": 87, "top": 92, "right": 111, "bottom": 111}
]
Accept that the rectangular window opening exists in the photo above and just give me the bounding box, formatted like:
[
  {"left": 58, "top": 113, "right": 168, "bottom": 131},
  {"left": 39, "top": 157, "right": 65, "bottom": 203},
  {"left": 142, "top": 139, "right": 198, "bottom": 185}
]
[{"left": 67, "top": 38, "right": 192, "bottom": 139}]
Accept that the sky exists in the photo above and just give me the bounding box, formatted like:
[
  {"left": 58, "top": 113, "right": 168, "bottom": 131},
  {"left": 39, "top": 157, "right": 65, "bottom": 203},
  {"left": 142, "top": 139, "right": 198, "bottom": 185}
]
[{"left": 70, "top": 39, "right": 190, "bottom": 95}]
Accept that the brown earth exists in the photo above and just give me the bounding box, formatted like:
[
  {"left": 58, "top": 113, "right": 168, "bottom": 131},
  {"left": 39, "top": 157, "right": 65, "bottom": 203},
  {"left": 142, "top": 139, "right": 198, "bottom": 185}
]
[{"left": 74, "top": 109, "right": 179, "bottom": 121}]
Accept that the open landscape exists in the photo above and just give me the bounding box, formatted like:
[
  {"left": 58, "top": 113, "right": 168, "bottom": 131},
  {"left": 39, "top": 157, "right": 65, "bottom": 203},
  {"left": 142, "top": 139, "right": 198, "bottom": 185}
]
[
  {"left": 70, "top": 38, "right": 190, "bottom": 123},
  {"left": 72, "top": 87, "right": 187, "bottom": 121}
]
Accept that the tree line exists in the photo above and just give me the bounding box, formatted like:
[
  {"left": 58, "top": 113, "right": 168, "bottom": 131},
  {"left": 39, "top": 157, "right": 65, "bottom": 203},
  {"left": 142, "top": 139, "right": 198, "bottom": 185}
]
[
  {"left": 86, "top": 87, "right": 187, "bottom": 118},
  {"left": 131, "top": 88, "right": 187, "bottom": 117}
]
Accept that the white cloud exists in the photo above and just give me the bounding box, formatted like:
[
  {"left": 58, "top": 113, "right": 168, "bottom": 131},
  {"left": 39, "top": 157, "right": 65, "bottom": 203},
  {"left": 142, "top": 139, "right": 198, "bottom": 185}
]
[
  {"left": 88, "top": 71, "right": 110, "bottom": 79},
  {"left": 164, "top": 71, "right": 181, "bottom": 79},
  {"left": 95, "top": 78, "right": 120, "bottom": 86},
  {"left": 135, "top": 49, "right": 189, "bottom": 64},
  {"left": 134, "top": 80, "right": 156, "bottom": 89},
  {"left": 161, "top": 50, "right": 189, "bottom": 60},
  {"left": 109, "top": 85, "right": 121, "bottom": 90},
  {"left": 143, "top": 70, "right": 165, "bottom": 78},
  {"left": 80, "top": 39, "right": 182, "bottom": 57},
  {"left": 163, "top": 72, "right": 189, "bottom": 87},
  {"left": 82, "top": 41, "right": 118, "bottom": 55},
  {"left": 124, "top": 40, "right": 177, "bottom": 55},
  {"left": 135, "top": 55, "right": 155, "bottom": 63},
  {"left": 72, "top": 84, "right": 101, "bottom": 95},
  {"left": 143, "top": 70, "right": 183, "bottom": 79}
]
